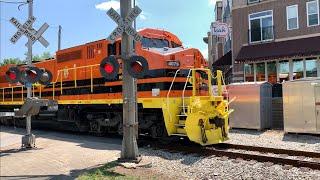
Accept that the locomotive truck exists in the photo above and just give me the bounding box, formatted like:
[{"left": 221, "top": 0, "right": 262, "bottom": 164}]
[{"left": 0, "top": 28, "right": 232, "bottom": 145}]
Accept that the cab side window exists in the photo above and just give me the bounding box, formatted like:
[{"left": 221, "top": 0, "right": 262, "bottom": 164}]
[{"left": 108, "top": 44, "right": 116, "bottom": 56}]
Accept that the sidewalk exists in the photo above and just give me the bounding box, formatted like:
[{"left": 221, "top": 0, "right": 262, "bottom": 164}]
[{"left": 0, "top": 126, "right": 122, "bottom": 180}]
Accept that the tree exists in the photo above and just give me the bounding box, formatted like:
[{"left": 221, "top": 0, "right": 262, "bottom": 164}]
[
  {"left": 1, "top": 51, "right": 53, "bottom": 66},
  {"left": 24, "top": 51, "right": 53, "bottom": 61},
  {"left": 31, "top": 52, "right": 52, "bottom": 61},
  {"left": 41, "top": 52, "right": 52, "bottom": 59},
  {"left": 0, "top": 58, "right": 22, "bottom": 66}
]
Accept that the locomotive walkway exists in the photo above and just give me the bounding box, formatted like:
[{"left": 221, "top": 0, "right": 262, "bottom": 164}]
[{"left": 0, "top": 126, "right": 122, "bottom": 179}]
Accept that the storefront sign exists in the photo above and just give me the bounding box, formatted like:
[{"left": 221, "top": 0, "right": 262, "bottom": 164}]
[{"left": 211, "top": 22, "right": 229, "bottom": 37}]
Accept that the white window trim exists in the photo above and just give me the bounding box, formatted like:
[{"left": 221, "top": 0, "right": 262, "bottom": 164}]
[
  {"left": 306, "top": 0, "right": 320, "bottom": 27},
  {"left": 286, "top": 5, "right": 299, "bottom": 30},
  {"left": 248, "top": 10, "right": 274, "bottom": 44}
]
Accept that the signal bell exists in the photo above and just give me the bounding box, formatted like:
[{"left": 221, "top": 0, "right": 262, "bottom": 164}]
[
  {"left": 5, "top": 66, "right": 21, "bottom": 84},
  {"left": 126, "top": 55, "right": 149, "bottom": 79},
  {"left": 99, "top": 55, "right": 120, "bottom": 80}
]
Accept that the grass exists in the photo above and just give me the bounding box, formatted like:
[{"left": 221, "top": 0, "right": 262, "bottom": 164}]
[{"left": 77, "top": 161, "right": 137, "bottom": 180}]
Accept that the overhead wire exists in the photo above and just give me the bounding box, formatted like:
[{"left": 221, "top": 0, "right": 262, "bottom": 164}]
[
  {"left": 0, "top": 0, "right": 27, "bottom": 4},
  {"left": 0, "top": 0, "right": 28, "bottom": 10}
]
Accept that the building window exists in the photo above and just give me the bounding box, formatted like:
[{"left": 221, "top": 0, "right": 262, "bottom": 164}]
[
  {"left": 256, "top": 62, "right": 266, "bottom": 81},
  {"left": 249, "top": 10, "right": 274, "bottom": 43},
  {"left": 306, "top": 58, "right": 318, "bottom": 77},
  {"left": 307, "top": 0, "right": 320, "bottom": 27},
  {"left": 267, "top": 61, "right": 277, "bottom": 84},
  {"left": 247, "top": 0, "right": 260, "bottom": 4},
  {"left": 293, "top": 59, "right": 303, "bottom": 79},
  {"left": 287, "top": 5, "right": 299, "bottom": 30},
  {"left": 279, "top": 60, "right": 289, "bottom": 82},
  {"left": 244, "top": 64, "right": 254, "bottom": 82}
]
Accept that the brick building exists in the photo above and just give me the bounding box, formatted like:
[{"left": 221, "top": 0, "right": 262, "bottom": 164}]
[{"left": 232, "top": 0, "right": 320, "bottom": 83}]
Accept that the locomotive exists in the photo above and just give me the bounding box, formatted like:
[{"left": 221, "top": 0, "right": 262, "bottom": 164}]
[{"left": 0, "top": 28, "right": 232, "bottom": 145}]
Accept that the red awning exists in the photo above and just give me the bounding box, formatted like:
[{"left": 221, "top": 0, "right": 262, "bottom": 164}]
[{"left": 236, "top": 36, "right": 320, "bottom": 63}]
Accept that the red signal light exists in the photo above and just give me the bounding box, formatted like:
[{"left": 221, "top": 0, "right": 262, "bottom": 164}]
[
  {"left": 104, "top": 63, "right": 114, "bottom": 74},
  {"left": 131, "top": 61, "right": 143, "bottom": 73},
  {"left": 8, "top": 72, "right": 17, "bottom": 80},
  {"left": 27, "top": 70, "right": 37, "bottom": 79},
  {"left": 126, "top": 56, "right": 149, "bottom": 79},
  {"left": 5, "top": 66, "right": 21, "bottom": 84},
  {"left": 21, "top": 66, "right": 42, "bottom": 84},
  {"left": 99, "top": 56, "right": 120, "bottom": 80}
]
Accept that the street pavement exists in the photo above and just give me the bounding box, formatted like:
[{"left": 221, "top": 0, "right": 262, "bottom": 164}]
[{"left": 0, "top": 126, "right": 122, "bottom": 180}]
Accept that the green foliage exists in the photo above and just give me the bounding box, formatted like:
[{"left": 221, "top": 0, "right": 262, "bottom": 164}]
[
  {"left": 1, "top": 51, "right": 53, "bottom": 66},
  {"left": 32, "top": 52, "right": 53, "bottom": 61},
  {"left": 78, "top": 161, "right": 136, "bottom": 180},
  {"left": 41, "top": 52, "right": 52, "bottom": 59},
  {"left": 0, "top": 58, "right": 23, "bottom": 66}
]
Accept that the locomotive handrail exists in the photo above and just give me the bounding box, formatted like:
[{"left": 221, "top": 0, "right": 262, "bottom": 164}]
[
  {"left": 167, "top": 69, "right": 181, "bottom": 99},
  {"left": 1, "top": 64, "right": 100, "bottom": 102},
  {"left": 54, "top": 64, "right": 100, "bottom": 95},
  {"left": 166, "top": 69, "right": 181, "bottom": 122},
  {"left": 182, "top": 69, "right": 192, "bottom": 115},
  {"left": 1, "top": 85, "right": 25, "bottom": 102}
]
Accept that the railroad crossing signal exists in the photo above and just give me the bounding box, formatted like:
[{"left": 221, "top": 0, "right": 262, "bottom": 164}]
[
  {"left": 99, "top": 55, "right": 149, "bottom": 79},
  {"left": 10, "top": 17, "right": 49, "bottom": 48},
  {"left": 107, "top": 6, "right": 142, "bottom": 43},
  {"left": 5, "top": 66, "right": 53, "bottom": 85},
  {"left": 126, "top": 55, "right": 149, "bottom": 79},
  {"left": 99, "top": 56, "right": 120, "bottom": 80},
  {"left": 5, "top": 67, "right": 21, "bottom": 84}
]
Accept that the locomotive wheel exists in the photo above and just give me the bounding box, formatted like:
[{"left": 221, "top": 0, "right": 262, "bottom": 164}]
[
  {"left": 89, "top": 121, "right": 104, "bottom": 136},
  {"left": 151, "top": 125, "right": 162, "bottom": 138}
]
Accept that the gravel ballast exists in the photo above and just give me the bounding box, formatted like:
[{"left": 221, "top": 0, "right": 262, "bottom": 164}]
[
  {"left": 139, "top": 129, "right": 320, "bottom": 179},
  {"left": 228, "top": 129, "right": 320, "bottom": 152},
  {"left": 141, "top": 148, "right": 320, "bottom": 180}
]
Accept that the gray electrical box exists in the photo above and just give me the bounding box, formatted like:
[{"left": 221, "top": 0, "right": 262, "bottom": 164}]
[
  {"left": 227, "top": 82, "right": 272, "bottom": 130},
  {"left": 283, "top": 78, "right": 320, "bottom": 134}
]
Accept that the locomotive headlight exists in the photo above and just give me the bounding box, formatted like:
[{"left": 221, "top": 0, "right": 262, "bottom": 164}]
[{"left": 167, "top": 60, "right": 180, "bottom": 67}]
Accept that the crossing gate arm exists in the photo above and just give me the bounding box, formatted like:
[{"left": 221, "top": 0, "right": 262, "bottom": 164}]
[{"left": 15, "top": 97, "right": 58, "bottom": 117}]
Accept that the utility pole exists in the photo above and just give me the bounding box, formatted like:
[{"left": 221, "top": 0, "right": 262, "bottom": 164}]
[
  {"left": 132, "top": 0, "right": 136, "bottom": 53},
  {"left": 58, "top": 25, "right": 62, "bottom": 50},
  {"left": 120, "top": 0, "right": 140, "bottom": 161},
  {"left": 22, "top": 0, "right": 35, "bottom": 148}
]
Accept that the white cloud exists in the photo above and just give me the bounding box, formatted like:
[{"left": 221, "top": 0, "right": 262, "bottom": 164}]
[
  {"left": 95, "top": 0, "right": 120, "bottom": 11},
  {"left": 139, "top": 11, "right": 147, "bottom": 20},
  {"left": 96, "top": 0, "right": 147, "bottom": 20}
]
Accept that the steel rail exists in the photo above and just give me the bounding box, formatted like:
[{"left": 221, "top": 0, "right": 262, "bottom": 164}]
[
  {"left": 142, "top": 141, "right": 320, "bottom": 170},
  {"left": 216, "top": 143, "right": 320, "bottom": 159}
]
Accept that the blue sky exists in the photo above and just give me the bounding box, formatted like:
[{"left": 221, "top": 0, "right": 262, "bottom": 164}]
[{"left": 0, "top": 0, "right": 216, "bottom": 62}]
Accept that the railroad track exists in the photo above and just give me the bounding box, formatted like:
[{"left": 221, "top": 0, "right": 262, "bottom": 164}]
[{"left": 141, "top": 140, "right": 320, "bottom": 171}]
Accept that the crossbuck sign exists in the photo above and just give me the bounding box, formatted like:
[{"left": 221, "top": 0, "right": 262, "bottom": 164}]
[
  {"left": 10, "top": 16, "right": 49, "bottom": 48},
  {"left": 107, "top": 6, "right": 142, "bottom": 43}
]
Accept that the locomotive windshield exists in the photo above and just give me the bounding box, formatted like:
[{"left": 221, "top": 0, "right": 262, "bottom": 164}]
[{"left": 141, "top": 37, "right": 169, "bottom": 48}]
